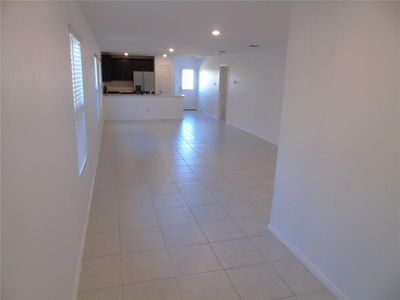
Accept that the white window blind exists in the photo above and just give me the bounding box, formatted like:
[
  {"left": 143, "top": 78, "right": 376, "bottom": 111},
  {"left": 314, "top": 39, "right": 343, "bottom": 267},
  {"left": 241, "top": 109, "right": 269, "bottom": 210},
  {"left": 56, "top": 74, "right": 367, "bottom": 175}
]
[
  {"left": 94, "top": 55, "right": 102, "bottom": 120},
  {"left": 97, "top": 58, "right": 103, "bottom": 118},
  {"left": 94, "top": 56, "right": 99, "bottom": 90},
  {"left": 69, "top": 31, "right": 87, "bottom": 176}
]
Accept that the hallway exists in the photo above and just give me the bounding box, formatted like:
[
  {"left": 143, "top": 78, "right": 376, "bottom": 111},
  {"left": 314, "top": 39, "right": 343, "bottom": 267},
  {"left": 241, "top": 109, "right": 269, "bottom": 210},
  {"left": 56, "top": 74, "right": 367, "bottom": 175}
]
[{"left": 78, "top": 112, "right": 336, "bottom": 300}]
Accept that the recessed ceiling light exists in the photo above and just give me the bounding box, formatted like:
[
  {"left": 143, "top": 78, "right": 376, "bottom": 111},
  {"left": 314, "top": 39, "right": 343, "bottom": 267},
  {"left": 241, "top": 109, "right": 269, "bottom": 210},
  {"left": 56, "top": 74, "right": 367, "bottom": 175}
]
[
  {"left": 169, "top": 48, "right": 174, "bottom": 53},
  {"left": 248, "top": 44, "right": 260, "bottom": 48},
  {"left": 162, "top": 54, "right": 167, "bottom": 58},
  {"left": 212, "top": 30, "right": 221, "bottom": 36},
  {"left": 124, "top": 52, "right": 128, "bottom": 56}
]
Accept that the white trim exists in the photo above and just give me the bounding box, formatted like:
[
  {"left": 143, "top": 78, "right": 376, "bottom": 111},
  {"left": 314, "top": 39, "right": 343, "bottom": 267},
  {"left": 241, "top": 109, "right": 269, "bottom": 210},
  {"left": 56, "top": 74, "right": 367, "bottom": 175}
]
[
  {"left": 68, "top": 25, "right": 82, "bottom": 43},
  {"left": 198, "top": 109, "right": 218, "bottom": 120},
  {"left": 78, "top": 157, "right": 87, "bottom": 177},
  {"left": 267, "top": 224, "right": 349, "bottom": 300},
  {"left": 225, "top": 120, "right": 278, "bottom": 146},
  {"left": 71, "top": 121, "right": 103, "bottom": 300}
]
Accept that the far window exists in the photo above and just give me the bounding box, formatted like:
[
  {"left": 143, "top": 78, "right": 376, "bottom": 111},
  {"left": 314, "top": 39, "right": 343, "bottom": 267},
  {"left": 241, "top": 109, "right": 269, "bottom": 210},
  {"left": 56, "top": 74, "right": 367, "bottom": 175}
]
[
  {"left": 94, "top": 55, "right": 102, "bottom": 120},
  {"left": 181, "top": 68, "right": 194, "bottom": 90},
  {"left": 94, "top": 56, "right": 99, "bottom": 90},
  {"left": 69, "top": 31, "right": 87, "bottom": 176}
]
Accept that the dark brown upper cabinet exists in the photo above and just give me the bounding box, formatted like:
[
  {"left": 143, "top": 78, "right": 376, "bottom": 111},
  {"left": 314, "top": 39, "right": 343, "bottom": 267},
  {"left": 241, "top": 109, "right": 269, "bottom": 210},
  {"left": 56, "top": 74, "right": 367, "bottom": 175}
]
[
  {"left": 131, "top": 58, "right": 154, "bottom": 72},
  {"left": 112, "top": 58, "right": 132, "bottom": 81},
  {"left": 101, "top": 55, "right": 154, "bottom": 82},
  {"left": 101, "top": 55, "right": 113, "bottom": 82}
]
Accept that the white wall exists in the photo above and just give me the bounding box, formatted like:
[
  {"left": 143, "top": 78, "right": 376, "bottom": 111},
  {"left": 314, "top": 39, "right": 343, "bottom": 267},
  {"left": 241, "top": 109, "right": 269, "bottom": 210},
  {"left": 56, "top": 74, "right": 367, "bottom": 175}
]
[
  {"left": 398, "top": 24, "right": 400, "bottom": 297},
  {"left": 270, "top": 2, "right": 400, "bottom": 300},
  {"left": 0, "top": 2, "right": 2, "bottom": 296},
  {"left": 198, "top": 55, "right": 221, "bottom": 117},
  {"left": 1, "top": 2, "right": 102, "bottom": 300},
  {"left": 199, "top": 47, "right": 286, "bottom": 145}
]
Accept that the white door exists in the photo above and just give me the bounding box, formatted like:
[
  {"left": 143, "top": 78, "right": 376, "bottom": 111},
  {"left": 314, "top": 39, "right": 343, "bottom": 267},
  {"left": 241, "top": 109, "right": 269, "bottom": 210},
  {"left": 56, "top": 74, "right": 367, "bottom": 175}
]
[
  {"left": 177, "top": 67, "right": 196, "bottom": 109},
  {"left": 219, "top": 66, "right": 228, "bottom": 120},
  {"left": 156, "top": 65, "right": 172, "bottom": 95}
]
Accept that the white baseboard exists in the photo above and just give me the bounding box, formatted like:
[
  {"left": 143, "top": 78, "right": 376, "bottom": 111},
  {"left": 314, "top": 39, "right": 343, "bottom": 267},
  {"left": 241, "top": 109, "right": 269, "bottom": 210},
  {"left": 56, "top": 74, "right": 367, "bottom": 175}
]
[
  {"left": 225, "top": 120, "right": 278, "bottom": 147},
  {"left": 72, "top": 121, "right": 104, "bottom": 300},
  {"left": 267, "top": 224, "right": 349, "bottom": 300},
  {"left": 198, "top": 109, "right": 218, "bottom": 120},
  {"left": 198, "top": 110, "right": 278, "bottom": 147}
]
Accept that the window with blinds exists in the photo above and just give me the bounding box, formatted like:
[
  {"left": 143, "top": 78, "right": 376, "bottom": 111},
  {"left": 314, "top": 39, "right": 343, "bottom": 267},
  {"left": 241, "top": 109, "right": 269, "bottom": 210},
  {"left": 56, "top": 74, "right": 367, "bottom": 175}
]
[
  {"left": 69, "top": 31, "right": 87, "bottom": 176},
  {"left": 94, "top": 55, "right": 102, "bottom": 121},
  {"left": 97, "top": 58, "right": 103, "bottom": 118}
]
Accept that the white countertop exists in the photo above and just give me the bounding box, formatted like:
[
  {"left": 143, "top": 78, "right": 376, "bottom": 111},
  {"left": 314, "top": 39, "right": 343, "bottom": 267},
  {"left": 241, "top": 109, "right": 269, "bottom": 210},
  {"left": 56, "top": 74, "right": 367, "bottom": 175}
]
[{"left": 104, "top": 93, "right": 182, "bottom": 97}]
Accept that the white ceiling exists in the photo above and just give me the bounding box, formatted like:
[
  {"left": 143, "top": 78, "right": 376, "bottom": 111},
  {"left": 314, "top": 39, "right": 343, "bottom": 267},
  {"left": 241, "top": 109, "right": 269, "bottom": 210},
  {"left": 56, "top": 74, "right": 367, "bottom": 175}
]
[{"left": 79, "top": 1, "right": 291, "bottom": 57}]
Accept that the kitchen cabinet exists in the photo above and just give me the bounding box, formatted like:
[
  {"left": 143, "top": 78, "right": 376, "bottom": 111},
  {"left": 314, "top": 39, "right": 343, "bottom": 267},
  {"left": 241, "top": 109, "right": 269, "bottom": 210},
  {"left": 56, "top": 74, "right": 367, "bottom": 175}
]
[
  {"left": 101, "top": 55, "right": 154, "bottom": 82},
  {"left": 101, "top": 55, "right": 112, "bottom": 82},
  {"left": 131, "top": 58, "right": 154, "bottom": 72},
  {"left": 112, "top": 58, "right": 132, "bottom": 81}
]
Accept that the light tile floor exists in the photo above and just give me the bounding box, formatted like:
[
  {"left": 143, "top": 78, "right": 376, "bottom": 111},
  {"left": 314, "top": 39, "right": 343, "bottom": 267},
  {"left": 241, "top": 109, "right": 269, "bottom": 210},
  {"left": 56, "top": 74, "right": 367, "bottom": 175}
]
[{"left": 78, "top": 112, "right": 337, "bottom": 300}]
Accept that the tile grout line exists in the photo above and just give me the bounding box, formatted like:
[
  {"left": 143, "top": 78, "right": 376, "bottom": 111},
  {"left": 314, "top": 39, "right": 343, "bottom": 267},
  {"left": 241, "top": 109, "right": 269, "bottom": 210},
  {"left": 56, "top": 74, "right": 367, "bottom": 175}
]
[
  {"left": 81, "top": 113, "right": 327, "bottom": 300},
  {"left": 156, "top": 175, "right": 240, "bottom": 300},
  {"left": 183, "top": 188, "right": 243, "bottom": 300},
  {"left": 156, "top": 199, "right": 184, "bottom": 300},
  {"left": 115, "top": 162, "right": 125, "bottom": 299}
]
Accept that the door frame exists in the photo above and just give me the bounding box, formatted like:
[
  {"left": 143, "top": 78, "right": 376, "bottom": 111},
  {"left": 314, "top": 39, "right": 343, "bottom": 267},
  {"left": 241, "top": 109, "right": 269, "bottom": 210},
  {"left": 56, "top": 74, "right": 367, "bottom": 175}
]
[
  {"left": 175, "top": 59, "right": 199, "bottom": 110},
  {"left": 156, "top": 64, "right": 173, "bottom": 95}
]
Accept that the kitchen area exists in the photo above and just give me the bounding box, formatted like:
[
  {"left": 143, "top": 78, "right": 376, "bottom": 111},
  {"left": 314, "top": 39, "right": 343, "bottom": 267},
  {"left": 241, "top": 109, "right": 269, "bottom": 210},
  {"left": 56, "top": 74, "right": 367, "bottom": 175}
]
[{"left": 101, "top": 53, "right": 184, "bottom": 120}]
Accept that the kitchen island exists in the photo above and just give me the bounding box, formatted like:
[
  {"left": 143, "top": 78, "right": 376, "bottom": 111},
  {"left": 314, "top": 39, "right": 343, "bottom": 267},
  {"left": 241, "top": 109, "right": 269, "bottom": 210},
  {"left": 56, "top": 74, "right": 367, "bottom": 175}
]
[{"left": 103, "top": 94, "right": 184, "bottom": 121}]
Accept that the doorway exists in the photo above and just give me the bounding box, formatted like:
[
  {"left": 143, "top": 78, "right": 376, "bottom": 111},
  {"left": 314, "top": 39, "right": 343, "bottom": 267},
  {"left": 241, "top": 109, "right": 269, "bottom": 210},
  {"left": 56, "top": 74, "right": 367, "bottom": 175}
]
[
  {"left": 218, "top": 65, "right": 229, "bottom": 121},
  {"left": 156, "top": 64, "right": 172, "bottom": 95},
  {"left": 176, "top": 67, "right": 197, "bottom": 109},
  {"left": 175, "top": 56, "right": 201, "bottom": 110}
]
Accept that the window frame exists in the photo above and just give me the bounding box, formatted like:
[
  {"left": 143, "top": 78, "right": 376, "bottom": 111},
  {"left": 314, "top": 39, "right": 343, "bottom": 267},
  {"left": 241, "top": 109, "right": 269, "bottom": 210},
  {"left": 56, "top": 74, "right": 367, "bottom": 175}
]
[
  {"left": 94, "top": 54, "right": 102, "bottom": 121},
  {"left": 181, "top": 68, "right": 195, "bottom": 90},
  {"left": 69, "top": 28, "right": 88, "bottom": 176}
]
